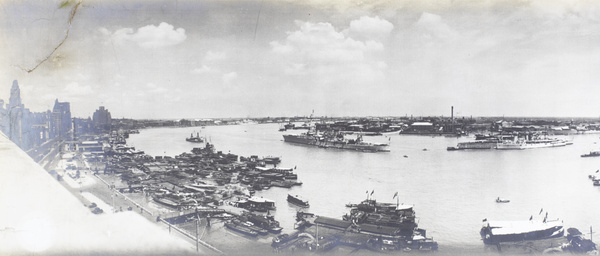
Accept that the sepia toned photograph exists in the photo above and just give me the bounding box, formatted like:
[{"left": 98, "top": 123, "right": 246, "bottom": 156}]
[{"left": 2, "top": 0, "right": 600, "bottom": 255}]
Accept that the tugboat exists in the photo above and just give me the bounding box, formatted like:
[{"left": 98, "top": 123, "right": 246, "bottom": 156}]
[
  {"left": 287, "top": 194, "right": 309, "bottom": 208},
  {"left": 496, "top": 197, "right": 510, "bottom": 203},
  {"left": 186, "top": 132, "right": 204, "bottom": 143}
]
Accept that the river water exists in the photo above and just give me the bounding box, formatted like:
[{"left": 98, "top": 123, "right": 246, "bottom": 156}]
[{"left": 127, "top": 123, "right": 600, "bottom": 250}]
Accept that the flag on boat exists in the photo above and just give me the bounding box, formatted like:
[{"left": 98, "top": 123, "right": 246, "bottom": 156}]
[
  {"left": 366, "top": 190, "right": 369, "bottom": 194},
  {"left": 370, "top": 190, "right": 374, "bottom": 195},
  {"left": 393, "top": 192, "right": 398, "bottom": 199},
  {"left": 539, "top": 208, "right": 543, "bottom": 215}
]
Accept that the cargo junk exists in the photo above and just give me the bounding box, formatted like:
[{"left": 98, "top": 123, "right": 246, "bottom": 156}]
[
  {"left": 282, "top": 129, "right": 390, "bottom": 152},
  {"left": 272, "top": 198, "right": 438, "bottom": 253},
  {"left": 480, "top": 219, "right": 564, "bottom": 245},
  {"left": 447, "top": 133, "right": 571, "bottom": 151},
  {"left": 342, "top": 199, "right": 437, "bottom": 251}
]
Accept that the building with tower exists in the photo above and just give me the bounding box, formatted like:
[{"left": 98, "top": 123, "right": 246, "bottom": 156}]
[
  {"left": 0, "top": 80, "right": 74, "bottom": 153},
  {"left": 0, "top": 80, "right": 27, "bottom": 148}
]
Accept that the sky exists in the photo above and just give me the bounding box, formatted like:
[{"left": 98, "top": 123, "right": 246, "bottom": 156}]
[{"left": 1, "top": 0, "right": 600, "bottom": 119}]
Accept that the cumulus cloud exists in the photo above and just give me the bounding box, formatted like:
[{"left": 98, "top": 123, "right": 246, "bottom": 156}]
[
  {"left": 145, "top": 83, "right": 168, "bottom": 94},
  {"left": 190, "top": 50, "right": 228, "bottom": 74},
  {"left": 110, "top": 22, "right": 186, "bottom": 49},
  {"left": 270, "top": 18, "right": 388, "bottom": 84},
  {"left": 222, "top": 72, "right": 238, "bottom": 85},
  {"left": 347, "top": 16, "right": 394, "bottom": 41},
  {"left": 415, "top": 12, "right": 458, "bottom": 42},
  {"left": 271, "top": 20, "right": 385, "bottom": 63},
  {"left": 204, "top": 51, "right": 227, "bottom": 62},
  {"left": 63, "top": 82, "right": 94, "bottom": 97},
  {"left": 190, "top": 65, "right": 215, "bottom": 74}
]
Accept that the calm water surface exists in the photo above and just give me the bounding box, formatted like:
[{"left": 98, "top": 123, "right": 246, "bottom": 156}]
[{"left": 127, "top": 124, "right": 600, "bottom": 249}]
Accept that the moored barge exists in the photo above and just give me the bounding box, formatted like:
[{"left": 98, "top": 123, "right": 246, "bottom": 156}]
[
  {"left": 287, "top": 194, "right": 309, "bottom": 208},
  {"left": 480, "top": 219, "right": 564, "bottom": 244}
]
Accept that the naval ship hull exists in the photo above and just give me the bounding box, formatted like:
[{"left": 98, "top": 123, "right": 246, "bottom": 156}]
[{"left": 283, "top": 134, "right": 390, "bottom": 152}]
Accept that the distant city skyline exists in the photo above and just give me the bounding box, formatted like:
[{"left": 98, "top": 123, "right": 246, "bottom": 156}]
[{"left": 2, "top": 0, "right": 600, "bottom": 119}]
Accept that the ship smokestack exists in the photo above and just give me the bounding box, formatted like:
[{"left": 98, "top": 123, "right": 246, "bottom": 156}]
[{"left": 451, "top": 106, "right": 454, "bottom": 133}]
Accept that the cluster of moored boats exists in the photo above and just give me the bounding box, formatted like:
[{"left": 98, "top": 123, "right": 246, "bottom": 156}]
[
  {"left": 224, "top": 211, "right": 283, "bottom": 237},
  {"left": 269, "top": 197, "right": 438, "bottom": 253},
  {"left": 238, "top": 166, "right": 302, "bottom": 191}
]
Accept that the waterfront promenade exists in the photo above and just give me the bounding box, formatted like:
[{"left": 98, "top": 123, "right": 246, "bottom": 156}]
[
  {"left": 0, "top": 132, "right": 197, "bottom": 255},
  {"left": 36, "top": 134, "right": 274, "bottom": 254}
]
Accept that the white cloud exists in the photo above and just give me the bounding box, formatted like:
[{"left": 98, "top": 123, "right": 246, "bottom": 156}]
[
  {"left": 63, "top": 82, "right": 94, "bottom": 97},
  {"left": 111, "top": 22, "right": 186, "bottom": 49},
  {"left": 145, "top": 83, "right": 168, "bottom": 94},
  {"left": 270, "top": 41, "right": 294, "bottom": 55},
  {"left": 98, "top": 27, "right": 111, "bottom": 36},
  {"left": 272, "top": 21, "right": 384, "bottom": 63},
  {"left": 283, "top": 63, "right": 306, "bottom": 75},
  {"left": 222, "top": 72, "right": 238, "bottom": 85},
  {"left": 270, "top": 19, "right": 387, "bottom": 85},
  {"left": 415, "top": 12, "right": 458, "bottom": 42},
  {"left": 204, "top": 51, "right": 227, "bottom": 62},
  {"left": 347, "top": 16, "right": 394, "bottom": 41},
  {"left": 191, "top": 65, "right": 216, "bottom": 74}
]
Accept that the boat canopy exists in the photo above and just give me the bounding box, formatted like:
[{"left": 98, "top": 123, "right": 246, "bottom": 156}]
[
  {"left": 411, "top": 122, "right": 433, "bottom": 126},
  {"left": 248, "top": 196, "right": 275, "bottom": 203},
  {"left": 273, "top": 167, "right": 294, "bottom": 171},
  {"left": 413, "top": 235, "right": 426, "bottom": 241},
  {"left": 396, "top": 204, "right": 414, "bottom": 211},
  {"left": 485, "top": 220, "right": 563, "bottom": 235}
]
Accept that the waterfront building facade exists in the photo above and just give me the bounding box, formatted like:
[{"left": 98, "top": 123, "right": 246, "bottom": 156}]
[
  {"left": 50, "top": 99, "right": 72, "bottom": 139},
  {"left": 92, "top": 106, "right": 111, "bottom": 132},
  {"left": 1, "top": 80, "right": 29, "bottom": 148},
  {"left": 73, "top": 117, "right": 94, "bottom": 136},
  {"left": 0, "top": 80, "right": 73, "bottom": 151}
]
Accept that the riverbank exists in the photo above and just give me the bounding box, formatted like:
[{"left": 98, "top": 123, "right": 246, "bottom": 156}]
[{"left": 30, "top": 123, "right": 600, "bottom": 255}]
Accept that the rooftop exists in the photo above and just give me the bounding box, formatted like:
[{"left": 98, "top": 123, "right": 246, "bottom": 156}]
[{"left": 0, "top": 132, "right": 195, "bottom": 255}]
